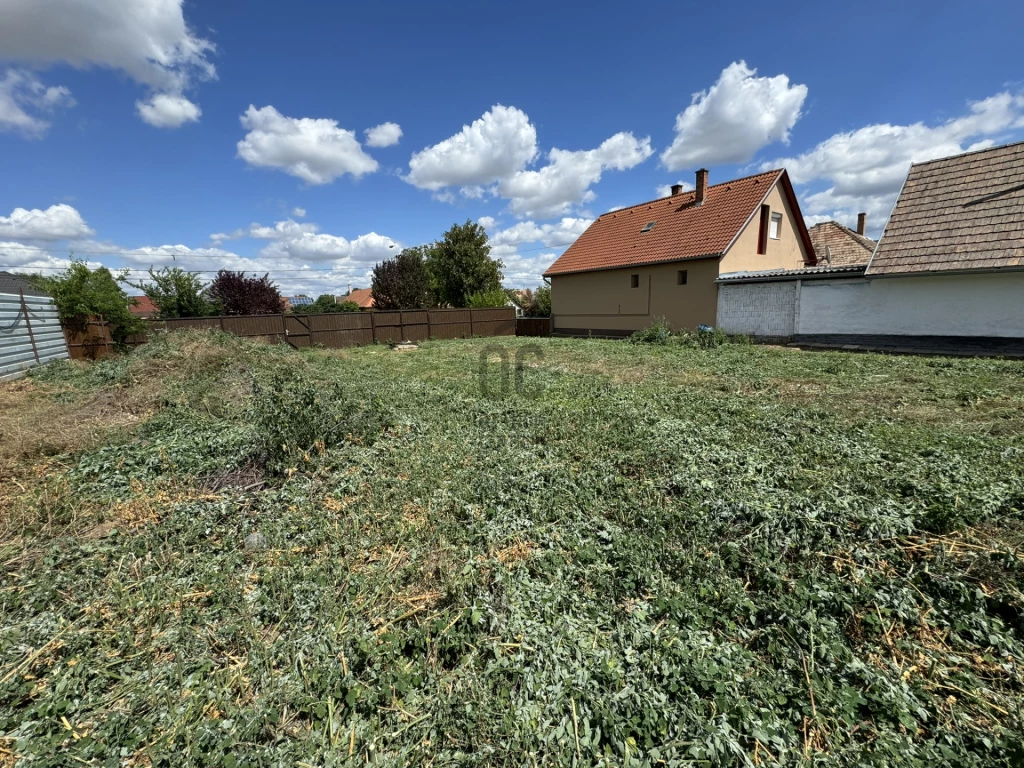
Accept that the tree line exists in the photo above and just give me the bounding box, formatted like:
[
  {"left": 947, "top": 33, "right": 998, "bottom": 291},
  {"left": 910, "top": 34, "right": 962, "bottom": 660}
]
[{"left": 19, "top": 220, "right": 551, "bottom": 337}]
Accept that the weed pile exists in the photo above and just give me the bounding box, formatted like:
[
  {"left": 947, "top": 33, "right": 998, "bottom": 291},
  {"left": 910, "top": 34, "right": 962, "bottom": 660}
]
[
  {"left": 1, "top": 331, "right": 1023, "bottom": 766},
  {"left": 629, "top": 318, "right": 740, "bottom": 349}
]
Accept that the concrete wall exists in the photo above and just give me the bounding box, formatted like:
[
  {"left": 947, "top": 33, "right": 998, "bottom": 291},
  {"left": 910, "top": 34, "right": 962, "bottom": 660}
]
[
  {"left": 717, "top": 270, "right": 1024, "bottom": 340},
  {"left": 717, "top": 281, "right": 798, "bottom": 337},
  {"left": 799, "top": 271, "right": 1024, "bottom": 338},
  {"left": 551, "top": 257, "right": 720, "bottom": 333},
  {"left": 720, "top": 183, "right": 811, "bottom": 274}
]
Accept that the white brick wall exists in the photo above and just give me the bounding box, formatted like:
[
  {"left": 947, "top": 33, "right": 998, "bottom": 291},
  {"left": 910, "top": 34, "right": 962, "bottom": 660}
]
[{"left": 717, "top": 282, "right": 797, "bottom": 337}]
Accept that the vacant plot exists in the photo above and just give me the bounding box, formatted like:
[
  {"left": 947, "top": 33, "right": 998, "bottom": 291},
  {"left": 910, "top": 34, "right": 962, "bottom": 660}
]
[{"left": 1, "top": 331, "right": 1023, "bottom": 767}]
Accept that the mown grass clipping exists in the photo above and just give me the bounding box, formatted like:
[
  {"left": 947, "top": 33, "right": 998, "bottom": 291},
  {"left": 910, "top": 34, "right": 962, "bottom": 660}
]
[{"left": 2, "top": 330, "right": 1023, "bottom": 767}]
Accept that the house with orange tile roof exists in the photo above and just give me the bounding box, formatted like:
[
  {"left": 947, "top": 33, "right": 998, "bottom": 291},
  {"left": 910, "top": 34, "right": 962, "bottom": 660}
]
[
  {"left": 337, "top": 287, "right": 375, "bottom": 310},
  {"left": 128, "top": 295, "right": 158, "bottom": 318},
  {"left": 543, "top": 168, "right": 815, "bottom": 335}
]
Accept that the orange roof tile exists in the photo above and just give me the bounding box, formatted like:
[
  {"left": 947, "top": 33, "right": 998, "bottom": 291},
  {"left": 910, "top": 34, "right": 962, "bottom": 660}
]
[
  {"left": 343, "top": 287, "right": 375, "bottom": 308},
  {"left": 544, "top": 169, "right": 809, "bottom": 277},
  {"left": 129, "top": 295, "right": 158, "bottom": 317}
]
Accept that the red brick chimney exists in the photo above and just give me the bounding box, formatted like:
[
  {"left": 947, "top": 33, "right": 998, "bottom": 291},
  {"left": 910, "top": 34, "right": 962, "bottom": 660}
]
[
  {"left": 856, "top": 212, "right": 866, "bottom": 236},
  {"left": 670, "top": 183, "right": 684, "bottom": 196},
  {"left": 695, "top": 169, "right": 708, "bottom": 205}
]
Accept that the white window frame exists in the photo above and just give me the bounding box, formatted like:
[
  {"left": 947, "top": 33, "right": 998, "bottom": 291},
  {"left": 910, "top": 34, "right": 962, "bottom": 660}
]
[{"left": 769, "top": 212, "right": 783, "bottom": 240}]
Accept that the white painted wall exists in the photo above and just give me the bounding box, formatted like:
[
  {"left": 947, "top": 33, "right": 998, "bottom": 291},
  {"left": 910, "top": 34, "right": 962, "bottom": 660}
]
[
  {"left": 717, "top": 282, "right": 797, "bottom": 337},
  {"left": 799, "top": 272, "right": 1024, "bottom": 338}
]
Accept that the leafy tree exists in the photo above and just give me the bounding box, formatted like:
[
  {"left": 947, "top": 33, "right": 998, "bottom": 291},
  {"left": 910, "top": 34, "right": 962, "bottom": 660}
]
[
  {"left": 530, "top": 284, "right": 551, "bottom": 317},
  {"left": 371, "top": 246, "right": 432, "bottom": 310},
  {"left": 466, "top": 288, "right": 511, "bottom": 308},
  {"left": 305, "top": 294, "right": 361, "bottom": 313},
  {"left": 425, "top": 221, "right": 503, "bottom": 307},
  {"left": 125, "top": 266, "right": 213, "bottom": 319},
  {"left": 207, "top": 271, "right": 282, "bottom": 315},
  {"left": 26, "top": 259, "right": 143, "bottom": 343}
]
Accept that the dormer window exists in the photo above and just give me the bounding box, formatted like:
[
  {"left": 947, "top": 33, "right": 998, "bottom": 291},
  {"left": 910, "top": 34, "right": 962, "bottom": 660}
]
[{"left": 641, "top": 221, "right": 656, "bottom": 233}]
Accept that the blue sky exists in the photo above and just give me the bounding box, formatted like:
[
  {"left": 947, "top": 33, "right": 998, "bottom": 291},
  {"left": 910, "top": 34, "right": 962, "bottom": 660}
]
[{"left": 1, "top": 0, "right": 1023, "bottom": 295}]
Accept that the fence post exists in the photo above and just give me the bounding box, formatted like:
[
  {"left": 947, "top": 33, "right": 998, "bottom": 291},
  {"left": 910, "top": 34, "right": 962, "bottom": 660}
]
[
  {"left": 19, "top": 289, "right": 40, "bottom": 363},
  {"left": 426, "top": 310, "right": 431, "bottom": 341},
  {"left": 469, "top": 309, "right": 474, "bottom": 339},
  {"left": 370, "top": 309, "right": 376, "bottom": 344}
]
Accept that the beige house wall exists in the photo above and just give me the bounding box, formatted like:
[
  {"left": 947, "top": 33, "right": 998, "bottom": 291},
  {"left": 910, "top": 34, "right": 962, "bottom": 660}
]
[
  {"left": 551, "top": 257, "right": 720, "bottom": 333},
  {"left": 720, "top": 184, "right": 810, "bottom": 274}
]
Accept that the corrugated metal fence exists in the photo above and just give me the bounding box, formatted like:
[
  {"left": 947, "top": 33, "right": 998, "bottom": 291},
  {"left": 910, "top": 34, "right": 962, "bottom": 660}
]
[
  {"left": 0, "top": 291, "right": 70, "bottom": 381},
  {"left": 120, "top": 307, "right": 516, "bottom": 351}
]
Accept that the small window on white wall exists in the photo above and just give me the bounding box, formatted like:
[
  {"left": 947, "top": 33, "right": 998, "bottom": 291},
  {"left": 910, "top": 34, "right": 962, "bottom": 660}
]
[{"left": 769, "top": 212, "right": 782, "bottom": 240}]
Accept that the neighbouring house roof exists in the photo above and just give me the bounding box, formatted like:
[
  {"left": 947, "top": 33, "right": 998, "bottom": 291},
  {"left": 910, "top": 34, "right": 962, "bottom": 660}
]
[
  {"left": 808, "top": 221, "right": 875, "bottom": 266},
  {"left": 0, "top": 271, "right": 49, "bottom": 297},
  {"left": 543, "top": 169, "right": 814, "bottom": 277},
  {"left": 341, "top": 288, "right": 375, "bottom": 309},
  {"left": 128, "top": 295, "right": 158, "bottom": 318},
  {"left": 867, "top": 140, "right": 1024, "bottom": 276},
  {"left": 717, "top": 264, "right": 867, "bottom": 283}
]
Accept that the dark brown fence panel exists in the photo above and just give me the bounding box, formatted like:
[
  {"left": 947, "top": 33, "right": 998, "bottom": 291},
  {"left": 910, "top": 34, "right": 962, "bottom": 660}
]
[
  {"left": 400, "top": 310, "right": 429, "bottom": 325},
  {"left": 468, "top": 308, "right": 512, "bottom": 323},
  {"left": 401, "top": 323, "right": 430, "bottom": 342},
  {"left": 472, "top": 318, "right": 516, "bottom": 338},
  {"left": 64, "top": 316, "right": 114, "bottom": 360},
  {"left": 311, "top": 328, "right": 373, "bottom": 348},
  {"left": 430, "top": 322, "right": 473, "bottom": 339},
  {"left": 222, "top": 315, "right": 284, "bottom": 337},
  {"left": 372, "top": 311, "right": 402, "bottom": 327},
  {"left": 166, "top": 317, "right": 222, "bottom": 331},
  {"left": 429, "top": 309, "right": 471, "bottom": 325},
  {"left": 516, "top": 318, "right": 551, "bottom": 337},
  {"left": 69, "top": 307, "right": 518, "bottom": 356},
  {"left": 308, "top": 313, "right": 371, "bottom": 331}
]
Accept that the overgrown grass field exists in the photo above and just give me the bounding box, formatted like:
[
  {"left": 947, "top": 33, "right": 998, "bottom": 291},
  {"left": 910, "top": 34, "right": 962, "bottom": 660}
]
[{"left": 2, "top": 332, "right": 1023, "bottom": 767}]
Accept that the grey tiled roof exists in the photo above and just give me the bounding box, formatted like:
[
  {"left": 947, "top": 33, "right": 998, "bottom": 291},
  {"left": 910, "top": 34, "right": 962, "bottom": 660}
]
[
  {"left": 0, "top": 271, "right": 50, "bottom": 297},
  {"left": 867, "top": 141, "right": 1024, "bottom": 276}
]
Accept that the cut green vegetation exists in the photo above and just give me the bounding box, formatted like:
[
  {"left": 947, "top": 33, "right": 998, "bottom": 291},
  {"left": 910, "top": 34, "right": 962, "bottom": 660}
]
[{"left": 2, "top": 331, "right": 1023, "bottom": 766}]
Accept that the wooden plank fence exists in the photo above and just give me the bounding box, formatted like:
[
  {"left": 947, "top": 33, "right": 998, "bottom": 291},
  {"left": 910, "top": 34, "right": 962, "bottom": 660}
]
[
  {"left": 63, "top": 316, "right": 114, "bottom": 361},
  {"left": 93, "top": 307, "right": 515, "bottom": 357},
  {"left": 515, "top": 317, "right": 551, "bottom": 337}
]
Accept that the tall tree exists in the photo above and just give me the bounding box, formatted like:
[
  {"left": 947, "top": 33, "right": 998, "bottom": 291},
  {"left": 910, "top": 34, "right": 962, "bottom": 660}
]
[
  {"left": 207, "top": 271, "right": 282, "bottom": 315},
  {"left": 371, "top": 246, "right": 433, "bottom": 310},
  {"left": 26, "top": 260, "right": 143, "bottom": 343},
  {"left": 125, "top": 266, "right": 213, "bottom": 319},
  {"left": 425, "top": 221, "right": 503, "bottom": 307}
]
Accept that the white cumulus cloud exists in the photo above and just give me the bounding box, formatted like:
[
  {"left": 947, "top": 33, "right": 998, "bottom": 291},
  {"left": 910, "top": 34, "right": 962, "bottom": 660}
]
[
  {"left": 292, "top": 207, "right": 306, "bottom": 218},
  {"left": 767, "top": 91, "right": 1024, "bottom": 234},
  {"left": 405, "top": 105, "right": 538, "bottom": 191},
  {"left": 0, "top": 203, "right": 94, "bottom": 241},
  {"left": 364, "top": 122, "right": 402, "bottom": 148},
  {"left": 0, "top": 69, "right": 75, "bottom": 137},
  {"left": 136, "top": 93, "right": 200, "bottom": 128},
  {"left": 237, "top": 105, "right": 380, "bottom": 185},
  {"left": 407, "top": 105, "right": 652, "bottom": 218},
  {"left": 0, "top": 0, "right": 214, "bottom": 127},
  {"left": 500, "top": 133, "right": 653, "bottom": 218},
  {"left": 661, "top": 61, "right": 807, "bottom": 171}
]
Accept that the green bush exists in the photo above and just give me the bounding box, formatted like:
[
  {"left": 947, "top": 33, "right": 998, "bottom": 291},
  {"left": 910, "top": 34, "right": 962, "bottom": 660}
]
[
  {"left": 628, "top": 317, "right": 674, "bottom": 344},
  {"left": 248, "top": 367, "right": 391, "bottom": 471}
]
